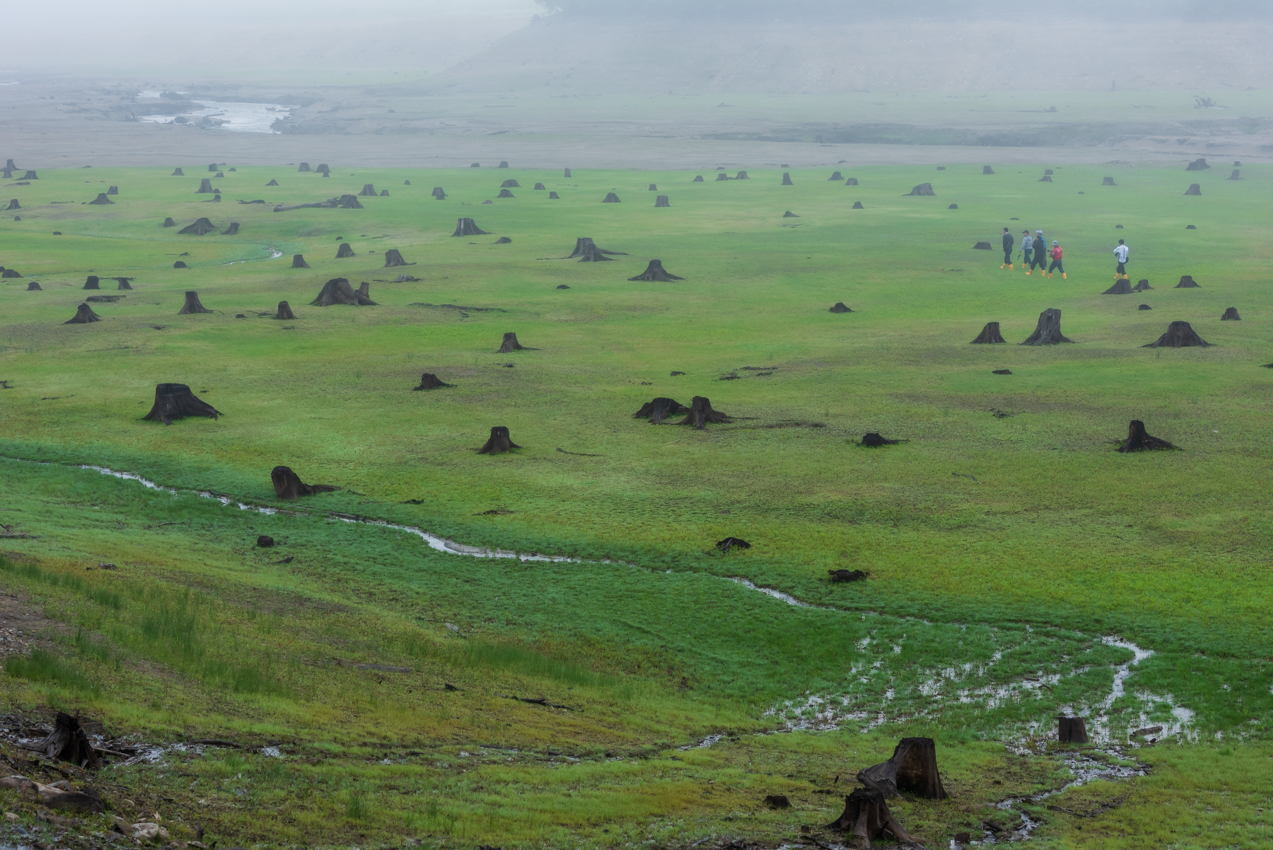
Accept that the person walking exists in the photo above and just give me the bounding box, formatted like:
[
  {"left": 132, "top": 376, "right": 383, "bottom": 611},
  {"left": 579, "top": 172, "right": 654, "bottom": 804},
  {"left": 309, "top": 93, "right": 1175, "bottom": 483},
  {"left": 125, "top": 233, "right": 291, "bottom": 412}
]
[
  {"left": 1026, "top": 231, "right": 1046, "bottom": 275},
  {"left": 1020, "top": 229, "right": 1033, "bottom": 269},
  {"left": 1047, "top": 240, "right": 1066, "bottom": 279},
  {"left": 1113, "top": 239, "right": 1129, "bottom": 281},
  {"left": 1001, "top": 228, "right": 1014, "bottom": 269}
]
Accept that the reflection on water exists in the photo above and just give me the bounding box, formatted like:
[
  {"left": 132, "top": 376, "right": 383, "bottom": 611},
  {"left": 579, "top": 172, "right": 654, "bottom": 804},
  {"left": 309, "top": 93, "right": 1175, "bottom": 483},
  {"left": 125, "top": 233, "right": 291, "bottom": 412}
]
[{"left": 135, "top": 90, "right": 290, "bottom": 134}]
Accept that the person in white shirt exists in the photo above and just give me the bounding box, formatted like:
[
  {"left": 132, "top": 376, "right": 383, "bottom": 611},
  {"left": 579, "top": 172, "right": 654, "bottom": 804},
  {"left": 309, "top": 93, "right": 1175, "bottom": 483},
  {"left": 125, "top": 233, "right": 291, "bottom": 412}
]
[{"left": 1113, "top": 239, "right": 1130, "bottom": 282}]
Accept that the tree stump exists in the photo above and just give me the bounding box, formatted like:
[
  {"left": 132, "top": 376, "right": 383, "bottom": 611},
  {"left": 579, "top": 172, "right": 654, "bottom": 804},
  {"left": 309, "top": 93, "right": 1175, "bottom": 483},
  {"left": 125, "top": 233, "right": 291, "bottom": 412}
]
[
  {"left": 1186, "top": 224, "right": 1196, "bottom": 230},
  {"left": 413, "top": 373, "right": 453, "bottom": 391},
  {"left": 275, "top": 301, "right": 296, "bottom": 320},
  {"left": 602, "top": 192, "right": 621, "bottom": 203},
  {"left": 859, "top": 433, "right": 902, "bottom": 447},
  {"left": 432, "top": 187, "right": 446, "bottom": 200},
  {"left": 196, "top": 179, "right": 214, "bottom": 194},
  {"left": 1, "top": 268, "right": 22, "bottom": 278},
  {"left": 549, "top": 192, "right": 560, "bottom": 199},
  {"left": 257, "top": 535, "right": 274, "bottom": 547},
  {"left": 1143, "top": 321, "right": 1209, "bottom": 348},
  {"left": 628, "top": 260, "right": 683, "bottom": 281},
  {"left": 716, "top": 537, "right": 750, "bottom": 552},
  {"left": 298, "top": 162, "right": 312, "bottom": 172},
  {"left": 783, "top": 211, "right": 799, "bottom": 218},
  {"left": 1045, "top": 169, "right": 1053, "bottom": 175},
  {"left": 497, "top": 332, "right": 528, "bottom": 353},
  {"left": 143, "top": 383, "right": 221, "bottom": 424},
  {"left": 534, "top": 183, "right": 546, "bottom": 190},
  {"left": 949, "top": 203, "right": 959, "bottom": 209},
  {"left": 478, "top": 426, "right": 520, "bottom": 455},
  {"left": 830, "top": 302, "right": 854, "bottom": 313},
  {"left": 564, "top": 168, "right": 572, "bottom": 177},
  {"left": 291, "top": 254, "right": 310, "bottom": 269},
  {"left": 266, "top": 179, "right": 280, "bottom": 186},
  {"left": 735, "top": 171, "right": 749, "bottom": 180},
  {"left": 569, "top": 237, "right": 624, "bottom": 262},
  {"left": 859, "top": 737, "right": 948, "bottom": 799},
  {"left": 1133, "top": 279, "right": 1152, "bottom": 292},
  {"left": 1103, "top": 279, "right": 1132, "bottom": 294},
  {"left": 452, "top": 218, "right": 489, "bottom": 237},
  {"left": 357, "top": 282, "right": 372, "bottom": 300},
  {"left": 1184, "top": 183, "right": 1202, "bottom": 196},
  {"left": 497, "top": 189, "right": 515, "bottom": 198},
  {"left": 29, "top": 714, "right": 100, "bottom": 769},
  {"left": 337, "top": 195, "right": 364, "bottom": 209},
  {"left": 693, "top": 175, "right": 704, "bottom": 182},
  {"left": 983, "top": 165, "right": 995, "bottom": 174},
  {"left": 26, "top": 281, "right": 41, "bottom": 291},
  {"left": 655, "top": 195, "right": 670, "bottom": 207},
  {"left": 905, "top": 183, "right": 935, "bottom": 196},
  {"left": 1103, "top": 176, "right": 1116, "bottom": 186},
  {"left": 634, "top": 397, "right": 687, "bottom": 424},
  {"left": 1221, "top": 307, "right": 1241, "bottom": 321},
  {"left": 83, "top": 276, "right": 100, "bottom": 290},
  {"left": 826, "top": 787, "right": 923, "bottom": 848},
  {"left": 500, "top": 179, "right": 520, "bottom": 189},
  {"left": 106, "top": 185, "right": 118, "bottom": 196},
  {"left": 1038, "top": 175, "right": 1053, "bottom": 182},
  {"left": 1229, "top": 169, "right": 1241, "bottom": 180},
  {"left": 971, "top": 321, "right": 1005, "bottom": 344},
  {"left": 1138, "top": 304, "right": 1152, "bottom": 310},
  {"left": 829, "top": 568, "right": 869, "bottom": 582},
  {"left": 499, "top": 161, "right": 509, "bottom": 168},
  {"left": 1117, "top": 420, "right": 1178, "bottom": 452},
  {"left": 160, "top": 217, "right": 176, "bottom": 228},
  {"left": 222, "top": 222, "right": 239, "bottom": 235},
  {"left": 311, "top": 278, "right": 375, "bottom": 306},
  {"left": 1175, "top": 275, "right": 1200, "bottom": 288},
  {"left": 316, "top": 163, "right": 330, "bottom": 174},
  {"left": 179, "top": 218, "right": 216, "bottom": 235},
  {"left": 678, "top": 396, "right": 730, "bottom": 429},
  {"left": 336, "top": 243, "right": 355, "bottom": 258},
  {"left": 20, "top": 171, "right": 37, "bottom": 180},
  {"left": 173, "top": 261, "right": 188, "bottom": 268},
  {"left": 715, "top": 173, "right": 731, "bottom": 182},
  {"left": 383, "top": 249, "right": 412, "bottom": 267},
  {"left": 1058, "top": 716, "right": 1089, "bottom": 743},
  {"left": 470, "top": 163, "right": 480, "bottom": 168},
  {"left": 1020, "top": 308, "right": 1073, "bottom": 345},
  {"left": 852, "top": 201, "right": 865, "bottom": 209},
  {"left": 116, "top": 278, "right": 133, "bottom": 290},
  {"left": 171, "top": 168, "right": 184, "bottom": 176},
  {"left": 178, "top": 291, "right": 212, "bottom": 314},
  {"left": 5, "top": 199, "right": 18, "bottom": 210},
  {"left": 973, "top": 241, "right": 991, "bottom": 250},
  {"left": 845, "top": 177, "right": 859, "bottom": 185},
  {"left": 64, "top": 303, "right": 102, "bottom": 325},
  {"left": 89, "top": 193, "right": 114, "bottom": 205},
  {"left": 357, "top": 183, "right": 376, "bottom": 197},
  {"left": 271, "top": 466, "right": 338, "bottom": 499},
  {"left": 781, "top": 172, "right": 794, "bottom": 185},
  {"left": 1185, "top": 158, "right": 1209, "bottom": 171}
]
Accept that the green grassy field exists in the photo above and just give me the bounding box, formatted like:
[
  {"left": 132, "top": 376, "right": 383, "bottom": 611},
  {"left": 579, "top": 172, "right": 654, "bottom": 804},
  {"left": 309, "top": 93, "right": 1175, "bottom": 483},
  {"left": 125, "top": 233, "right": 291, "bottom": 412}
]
[{"left": 0, "top": 161, "right": 1270, "bottom": 848}]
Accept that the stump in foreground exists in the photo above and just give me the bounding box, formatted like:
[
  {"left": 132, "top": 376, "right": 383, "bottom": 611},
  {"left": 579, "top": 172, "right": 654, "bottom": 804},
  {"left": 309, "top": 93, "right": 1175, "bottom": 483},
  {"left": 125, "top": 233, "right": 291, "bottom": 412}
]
[
  {"left": 497, "top": 332, "right": 529, "bottom": 353},
  {"left": 452, "top": 218, "right": 489, "bottom": 237},
  {"left": 830, "top": 302, "right": 853, "bottom": 313},
  {"left": 781, "top": 172, "right": 793, "bottom": 185},
  {"left": 29, "top": 713, "right": 100, "bottom": 769},
  {"left": 628, "top": 260, "right": 683, "bottom": 281},
  {"left": 311, "top": 278, "right": 375, "bottom": 306},
  {"left": 1143, "top": 321, "right": 1209, "bottom": 348},
  {"left": 1103, "top": 279, "right": 1133, "bottom": 294},
  {"left": 291, "top": 254, "right": 310, "bottom": 269},
  {"left": 336, "top": 242, "right": 355, "bottom": 258},
  {"left": 143, "top": 383, "right": 221, "bottom": 425},
  {"left": 179, "top": 217, "right": 216, "bottom": 235},
  {"left": 1058, "top": 716, "right": 1089, "bottom": 744},
  {"left": 275, "top": 301, "right": 296, "bottom": 320},
  {"left": 1221, "top": 307, "right": 1241, "bottom": 321},
  {"left": 1020, "top": 308, "right": 1073, "bottom": 345},
  {"left": 271, "top": 466, "right": 339, "bottom": 500},
  {"left": 549, "top": 191, "right": 560, "bottom": 199},
  {"left": 478, "top": 426, "right": 520, "bottom": 455},
  {"left": 383, "top": 249, "right": 412, "bottom": 267},
  {"left": 826, "top": 787, "right": 923, "bottom": 848},
  {"left": 64, "top": 303, "right": 102, "bottom": 325},
  {"left": 970, "top": 321, "right": 1005, "bottom": 344},
  {"left": 178, "top": 291, "right": 212, "bottom": 314},
  {"left": 634, "top": 397, "right": 687, "bottom": 424},
  {"left": 655, "top": 194, "right": 670, "bottom": 207},
  {"left": 678, "top": 396, "right": 730, "bottom": 429},
  {"left": 413, "top": 373, "right": 453, "bottom": 391},
  {"left": 1117, "top": 420, "right": 1179, "bottom": 452}
]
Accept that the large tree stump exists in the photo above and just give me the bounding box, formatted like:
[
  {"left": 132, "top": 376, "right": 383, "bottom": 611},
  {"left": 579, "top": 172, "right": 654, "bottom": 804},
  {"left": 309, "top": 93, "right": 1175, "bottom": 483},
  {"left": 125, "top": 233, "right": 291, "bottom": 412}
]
[
  {"left": 716, "top": 173, "right": 731, "bottom": 181},
  {"left": 336, "top": 243, "right": 355, "bottom": 258},
  {"left": 1185, "top": 157, "right": 1209, "bottom": 171},
  {"left": 292, "top": 254, "right": 311, "bottom": 269},
  {"left": 196, "top": 179, "right": 214, "bottom": 193},
  {"left": 1133, "top": 279, "right": 1152, "bottom": 292},
  {"left": 501, "top": 179, "right": 520, "bottom": 188},
  {"left": 20, "top": 171, "right": 37, "bottom": 180},
  {"left": 628, "top": 260, "right": 683, "bottom": 281},
  {"left": 1020, "top": 308, "right": 1073, "bottom": 345},
  {"left": 655, "top": 194, "right": 670, "bottom": 207},
  {"left": 497, "top": 189, "right": 515, "bottom": 198},
  {"left": 983, "top": 165, "right": 996, "bottom": 175},
  {"left": 357, "top": 281, "right": 372, "bottom": 300},
  {"left": 534, "top": 183, "right": 546, "bottom": 190},
  {"left": 4, "top": 199, "right": 19, "bottom": 210},
  {"left": 478, "top": 426, "right": 520, "bottom": 455},
  {"left": 298, "top": 162, "right": 312, "bottom": 172},
  {"left": 271, "top": 466, "right": 339, "bottom": 499},
  {"left": 859, "top": 737, "right": 948, "bottom": 800},
  {"left": 970, "top": 321, "right": 1005, "bottom": 344},
  {"left": 602, "top": 192, "right": 621, "bottom": 203},
  {"left": 27, "top": 714, "right": 100, "bottom": 769},
  {"left": 564, "top": 168, "right": 572, "bottom": 177},
  {"left": 830, "top": 302, "right": 854, "bottom": 313},
  {"left": 115, "top": 277, "right": 134, "bottom": 290},
  {"left": 634, "top": 397, "right": 687, "bottom": 424},
  {"left": 568, "top": 237, "right": 626, "bottom": 261},
  {"left": 1184, "top": 183, "right": 1202, "bottom": 196},
  {"left": 826, "top": 787, "right": 923, "bottom": 849},
  {"left": 316, "top": 163, "right": 330, "bottom": 174},
  {"left": 1229, "top": 169, "right": 1241, "bottom": 180},
  {"left": 432, "top": 187, "right": 447, "bottom": 200},
  {"left": 172, "top": 168, "right": 184, "bottom": 176},
  {"left": 26, "top": 281, "right": 41, "bottom": 291},
  {"left": 143, "top": 383, "right": 221, "bottom": 424},
  {"left": 275, "top": 301, "right": 296, "bottom": 320},
  {"left": 311, "top": 278, "right": 375, "bottom": 306},
  {"left": 106, "top": 185, "right": 118, "bottom": 196},
  {"left": 781, "top": 172, "right": 794, "bottom": 185},
  {"left": 178, "top": 291, "right": 212, "bottom": 314},
  {"left": 163, "top": 217, "right": 176, "bottom": 227},
  {"left": 1103, "top": 176, "right": 1116, "bottom": 186},
  {"left": 905, "top": 183, "right": 935, "bottom": 196},
  {"left": 64, "top": 303, "right": 102, "bottom": 325},
  {"left": 846, "top": 177, "right": 859, "bottom": 185},
  {"left": 693, "top": 175, "right": 704, "bottom": 182},
  {"left": 735, "top": 171, "right": 749, "bottom": 180},
  {"left": 1, "top": 268, "right": 22, "bottom": 278},
  {"left": 1175, "top": 275, "right": 1200, "bottom": 288},
  {"left": 678, "top": 396, "right": 731, "bottom": 429},
  {"left": 549, "top": 191, "right": 560, "bottom": 199},
  {"left": 830, "top": 171, "right": 844, "bottom": 180},
  {"left": 83, "top": 275, "right": 100, "bottom": 290},
  {"left": 452, "top": 218, "right": 489, "bottom": 237},
  {"left": 1038, "top": 175, "right": 1053, "bottom": 182},
  {"left": 1058, "top": 716, "right": 1089, "bottom": 743},
  {"left": 1143, "top": 321, "right": 1209, "bottom": 348},
  {"left": 1117, "top": 420, "right": 1178, "bottom": 452},
  {"left": 178, "top": 218, "right": 216, "bottom": 235},
  {"left": 174, "top": 261, "right": 188, "bottom": 268},
  {"left": 413, "top": 373, "right": 453, "bottom": 391},
  {"left": 266, "top": 179, "right": 279, "bottom": 186},
  {"left": 1221, "top": 307, "right": 1241, "bottom": 321},
  {"left": 221, "top": 222, "right": 239, "bottom": 235},
  {"left": 1103, "top": 279, "right": 1133, "bottom": 294},
  {"left": 383, "top": 249, "right": 412, "bottom": 267},
  {"left": 337, "top": 194, "right": 364, "bottom": 209},
  {"left": 497, "top": 332, "right": 529, "bottom": 353},
  {"left": 88, "top": 193, "right": 114, "bottom": 205}
]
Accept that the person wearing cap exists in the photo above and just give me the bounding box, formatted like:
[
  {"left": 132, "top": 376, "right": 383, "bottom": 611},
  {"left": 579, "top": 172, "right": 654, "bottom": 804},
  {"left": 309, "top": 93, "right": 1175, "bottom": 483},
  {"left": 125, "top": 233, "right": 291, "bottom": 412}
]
[
  {"left": 1113, "top": 239, "right": 1129, "bottom": 281},
  {"left": 1026, "top": 231, "right": 1046, "bottom": 275},
  {"left": 1001, "top": 228, "right": 1015, "bottom": 270},
  {"left": 1047, "top": 239, "right": 1066, "bottom": 279},
  {"left": 1020, "top": 229, "right": 1033, "bottom": 268}
]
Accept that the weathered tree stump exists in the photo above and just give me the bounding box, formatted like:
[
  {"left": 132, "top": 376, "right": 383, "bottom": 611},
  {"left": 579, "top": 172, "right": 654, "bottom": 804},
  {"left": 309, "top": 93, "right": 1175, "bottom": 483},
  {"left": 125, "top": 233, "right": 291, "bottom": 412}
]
[
  {"left": 628, "top": 260, "right": 683, "bottom": 281},
  {"left": 783, "top": 211, "right": 799, "bottom": 218},
  {"left": 949, "top": 203, "right": 959, "bottom": 209},
  {"left": 498, "top": 161, "right": 509, "bottom": 168},
  {"left": 478, "top": 426, "right": 520, "bottom": 455},
  {"left": 88, "top": 193, "right": 114, "bottom": 205},
  {"left": 497, "top": 189, "right": 515, "bottom": 199},
  {"left": 852, "top": 201, "right": 865, "bottom": 209},
  {"left": 569, "top": 237, "right": 625, "bottom": 262},
  {"left": 356, "top": 183, "right": 376, "bottom": 197},
  {"left": 336, "top": 243, "right": 355, "bottom": 258},
  {"left": 266, "top": 179, "right": 280, "bottom": 186},
  {"left": 846, "top": 177, "right": 859, "bottom": 185},
  {"left": 500, "top": 179, "right": 520, "bottom": 189},
  {"left": 780, "top": 172, "right": 794, "bottom": 186},
  {"left": 634, "top": 397, "right": 687, "bottom": 424},
  {"left": 715, "top": 173, "right": 731, "bottom": 182},
  {"left": 1184, "top": 183, "right": 1202, "bottom": 196},
  {"left": 735, "top": 171, "right": 749, "bottom": 180},
  {"left": 1104, "top": 279, "right": 1133, "bottom": 295},
  {"left": 20, "top": 171, "right": 37, "bottom": 180},
  {"left": 1221, "top": 307, "right": 1241, "bottom": 321},
  {"left": 357, "top": 282, "right": 372, "bottom": 300},
  {"left": 337, "top": 194, "right": 363, "bottom": 209},
  {"left": 178, "top": 291, "right": 212, "bottom": 314},
  {"left": 678, "top": 396, "right": 730, "bottom": 429},
  {"left": 413, "top": 373, "right": 453, "bottom": 391},
  {"left": 432, "top": 187, "right": 446, "bottom": 200},
  {"left": 173, "top": 261, "right": 188, "bottom": 268},
  {"left": 1117, "top": 420, "right": 1178, "bottom": 452},
  {"left": 1229, "top": 169, "right": 1241, "bottom": 180},
  {"left": 1133, "top": 279, "right": 1152, "bottom": 292},
  {"left": 1138, "top": 304, "right": 1152, "bottom": 310},
  {"left": 5, "top": 199, "right": 18, "bottom": 210},
  {"left": 28, "top": 713, "right": 100, "bottom": 769},
  {"left": 1, "top": 268, "right": 22, "bottom": 278},
  {"left": 162, "top": 217, "right": 176, "bottom": 227},
  {"left": 860, "top": 737, "right": 948, "bottom": 799},
  {"left": 64, "top": 303, "right": 102, "bottom": 325},
  {"left": 26, "top": 281, "right": 41, "bottom": 291},
  {"left": 830, "top": 302, "right": 854, "bottom": 313},
  {"left": 316, "top": 164, "right": 330, "bottom": 174},
  {"left": 971, "top": 321, "right": 1006, "bottom": 344},
  {"left": 106, "top": 185, "right": 118, "bottom": 196},
  {"left": 497, "top": 332, "right": 529, "bottom": 353},
  {"left": 172, "top": 168, "right": 184, "bottom": 176},
  {"left": 1058, "top": 716, "right": 1089, "bottom": 743},
  {"left": 532, "top": 182, "right": 546, "bottom": 190},
  {"left": 179, "top": 217, "right": 216, "bottom": 235},
  {"left": 905, "top": 183, "right": 935, "bottom": 196},
  {"left": 291, "top": 254, "right": 310, "bottom": 269},
  {"left": 298, "top": 162, "right": 312, "bottom": 172},
  {"left": 564, "top": 168, "right": 572, "bottom": 177},
  {"left": 829, "top": 171, "right": 844, "bottom": 180},
  {"left": 1020, "top": 308, "right": 1073, "bottom": 345},
  {"left": 1185, "top": 157, "right": 1209, "bottom": 171},
  {"left": 693, "top": 175, "right": 704, "bottom": 182},
  {"left": 1175, "top": 275, "right": 1200, "bottom": 288},
  {"left": 143, "top": 383, "right": 221, "bottom": 424},
  {"left": 83, "top": 276, "right": 100, "bottom": 290},
  {"left": 1143, "top": 321, "right": 1209, "bottom": 348},
  {"left": 311, "top": 278, "right": 375, "bottom": 306},
  {"left": 602, "top": 192, "right": 621, "bottom": 203},
  {"left": 548, "top": 191, "right": 560, "bottom": 199},
  {"left": 196, "top": 179, "right": 214, "bottom": 193},
  {"left": 983, "top": 165, "right": 995, "bottom": 175},
  {"left": 383, "top": 249, "right": 412, "bottom": 267},
  {"left": 115, "top": 278, "right": 133, "bottom": 290},
  {"left": 1038, "top": 175, "right": 1053, "bottom": 182},
  {"left": 452, "top": 218, "right": 489, "bottom": 237},
  {"left": 222, "top": 222, "right": 239, "bottom": 235},
  {"left": 275, "top": 301, "right": 296, "bottom": 320},
  {"left": 655, "top": 194, "right": 670, "bottom": 207},
  {"left": 271, "top": 466, "right": 339, "bottom": 499},
  {"left": 1103, "top": 176, "right": 1116, "bottom": 186},
  {"left": 826, "top": 787, "right": 923, "bottom": 848},
  {"left": 859, "top": 433, "right": 902, "bottom": 447}
]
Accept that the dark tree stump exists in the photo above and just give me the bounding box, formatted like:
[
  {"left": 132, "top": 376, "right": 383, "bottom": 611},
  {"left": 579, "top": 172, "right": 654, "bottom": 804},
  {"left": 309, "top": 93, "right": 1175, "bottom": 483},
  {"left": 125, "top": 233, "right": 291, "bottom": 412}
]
[
  {"left": 628, "top": 260, "right": 683, "bottom": 281},
  {"left": 432, "top": 187, "right": 446, "bottom": 200},
  {"left": 829, "top": 568, "right": 868, "bottom": 582},
  {"left": 1229, "top": 169, "right": 1241, "bottom": 180},
  {"left": 1117, "top": 420, "right": 1178, "bottom": 452},
  {"left": 634, "top": 397, "right": 687, "bottom": 424},
  {"left": 549, "top": 191, "right": 560, "bottom": 199},
  {"left": 1185, "top": 158, "right": 1209, "bottom": 171},
  {"left": 1221, "top": 307, "right": 1241, "bottom": 321},
  {"left": 781, "top": 172, "right": 794, "bottom": 185},
  {"left": 973, "top": 241, "right": 992, "bottom": 250},
  {"left": 971, "top": 321, "right": 1005, "bottom": 344},
  {"left": 178, "top": 291, "right": 212, "bottom": 314},
  {"left": 497, "top": 189, "right": 515, "bottom": 199},
  {"left": 266, "top": 179, "right": 279, "bottom": 186},
  {"left": 715, "top": 173, "right": 731, "bottom": 181},
  {"left": 413, "top": 373, "right": 453, "bottom": 391},
  {"left": 693, "top": 175, "right": 704, "bottom": 182},
  {"left": 1133, "top": 279, "right": 1152, "bottom": 291},
  {"left": 196, "top": 179, "right": 214, "bottom": 193},
  {"left": 29, "top": 713, "right": 100, "bottom": 769},
  {"left": 357, "top": 282, "right": 372, "bottom": 300},
  {"left": 1139, "top": 304, "right": 1152, "bottom": 310},
  {"left": 143, "top": 383, "right": 221, "bottom": 424},
  {"left": 829, "top": 171, "right": 843, "bottom": 180},
  {"left": 20, "top": 171, "right": 36, "bottom": 180},
  {"left": 292, "top": 254, "right": 310, "bottom": 269},
  {"left": 1184, "top": 184, "right": 1202, "bottom": 195},
  {"left": 452, "top": 218, "right": 489, "bottom": 237},
  {"left": 533, "top": 183, "right": 546, "bottom": 190},
  {"left": 1038, "top": 175, "right": 1053, "bottom": 182},
  {"left": 1, "top": 269, "right": 22, "bottom": 278},
  {"left": 336, "top": 243, "right": 355, "bottom": 258},
  {"left": 845, "top": 177, "right": 859, "bottom": 185},
  {"left": 569, "top": 237, "right": 626, "bottom": 262},
  {"left": 1103, "top": 176, "right": 1116, "bottom": 186},
  {"left": 983, "top": 165, "right": 995, "bottom": 174},
  {"left": 115, "top": 278, "right": 134, "bottom": 290},
  {"left": 499, "top": 161, "right": 509, "bottom": 168},
  {"left": 337, "top": 194, "right": 363, "bottom": 209},
  {"left": 172, "top": 168, "right": 184, "bottom": 176},
  {"left": 106, "top": 185, "right": 118, "bottom": 195},
  {"left": 905, "top": 183, "right": 935, "bottom": 196},
  {"left": 497, "top": 332, "right": 529, "bottom": 353},
  {"left": 26, "top": 281, "right": 41, "bottom": 291},
  {"left": 830, "top": 302, "right": 854, "bottom": 313},
  {"left": 163, "top": 217, "right": 176, "bottom": 227},
  {"left": 678, "top": 396, "right": 730, "bottom": 429},
  {"left": 311, "top": 278, "right": 375, "bottom": 306},
  {"left": 1020, "top": 308, "right": 1073, "bottom": 345},
  {"left": 64, "top": 303, "right": 102, "bottom": 325},
  {"left": 1175, "top": 275, "right": 1200, "bottom": 288},
  {"left": 222, "top": 222, "right": 239, "bottom": 235},
  {"left": 949, "top": 203, "right": 959, "bottom": 209},
  {"left": 716, "top": 537, "right": 750, "bottom": 552},
  {"left": 500, "top": 179, "right": 520, "bottom": 188},
  {"left": 316, "top": 164, "right": 330, "bottom": 174},
  {"left": 735, "top": 171, "right": 749, "bottom": 180},
  {"left": 383, "top": 249, "right": 412, "bottom": 267},
  {"left": 859, "top": 737, "right": 948, "bottom": 799},
  {"left": 1058, "top": 716, "right": 1089, "bottom": 743},
  {"left": 478, "top": 426, "right": 520, "bottom": 455},
  {"left": 564, "top": 168, "right": 572, "bottom": 177},
  {"left": 179, "top": 217, "right": 216, "bottom": 235},
  {"left": 257, "top": 535, "right": 274, "bottom": 547},
  {"left": 783, "top": 211, "right": 799, "bottom": 218},
  {"left": 602, "top": 192, "right": 621, "bottom": 203},
  {"left": 859, "top": 433, "right": 902, "bottom": 447},
  {"left": 83, "top": 275, "right": 100, "bottom": 290},
  {"left": 655, "top": 194, "right": 670, "bottom": 207},
  {"left": 271, "top": 466, "right": 339, "bottom": 499},
  {"left": 5, "top": 199, "right": 18, "bottom": 210},
  {"left": 852, "top": 201, "right": 865, "bottom": 209},
  {"left": 298, "top": 162, "right": 311, "bottom": 172},
  {"left": 275, "top": 301, "right": 296, "bottom": 320},
  {"left": 1143, "top": 321, "right": 1209, "bottom": 348},
  {"left": 88, "top": 193, "right": 114, "bottom": 205},
  {"left": 173, "top": 261, "right": 188, "bottom": 269},
  {"left": 1104, "top": 279, "right": 1133, "bottom": 294},
  {"left": 826, "top": 787, "right": 923, "bottom": 848}
]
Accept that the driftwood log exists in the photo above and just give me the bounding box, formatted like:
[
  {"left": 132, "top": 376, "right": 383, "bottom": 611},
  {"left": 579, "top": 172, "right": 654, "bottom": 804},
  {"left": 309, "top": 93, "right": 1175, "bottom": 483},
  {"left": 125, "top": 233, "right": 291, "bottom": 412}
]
[
  {"left": 271, "top": 466, "right": 339, "bottom": 499},
  {"left": 971, "top": 321, "right": 1005, "bottom": 344},
  {"left": 1020, "top": 308, "right": 1073, "bottom": 345},
  {"left": 178, "top": 291, "right": 212, "bottom": 314},
  {"left": 1143, "top": 321, "right": 1209, "bottom": 348},
  {"left": 1117, "top": 420, "right": 1178, "bottom": 452},
  {"left": 64, "top": 304, "right": 102, "bottom": 325},
  {"left": 678, "top": 396, "right": 730, "bottom": 429},
  {"left": 478, "top": 426, "right": 520, "bottom": 455},
  {"left": 143, "top": 383, "right": 221, "bottom": 424},
  {"left": 628, "top": 260, "right": 683, "bottom": 281}
]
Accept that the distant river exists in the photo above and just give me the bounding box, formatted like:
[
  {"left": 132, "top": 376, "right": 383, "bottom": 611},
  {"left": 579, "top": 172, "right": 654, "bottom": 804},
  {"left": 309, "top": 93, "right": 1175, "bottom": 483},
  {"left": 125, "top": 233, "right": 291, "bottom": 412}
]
[{"left": 134, "top": 91, "right": 291, "bottom": 134}]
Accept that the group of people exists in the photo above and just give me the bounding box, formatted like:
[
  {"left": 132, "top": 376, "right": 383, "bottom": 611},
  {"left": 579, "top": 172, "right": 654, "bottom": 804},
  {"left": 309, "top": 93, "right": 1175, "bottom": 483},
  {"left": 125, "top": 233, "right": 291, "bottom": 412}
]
[{"left": 999, "top": 229, "right": 1132, "bottom": 282}]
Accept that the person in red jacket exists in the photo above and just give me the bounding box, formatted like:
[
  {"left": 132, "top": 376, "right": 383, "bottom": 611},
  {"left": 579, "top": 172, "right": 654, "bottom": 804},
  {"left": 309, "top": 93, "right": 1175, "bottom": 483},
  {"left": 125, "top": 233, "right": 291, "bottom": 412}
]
[{"left": 1047, "top": 240, "right": 1066, "bottom": 279}]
